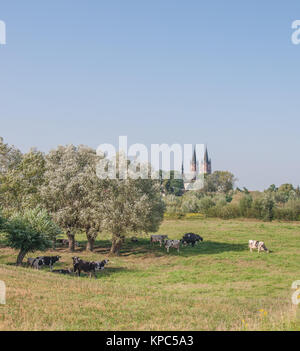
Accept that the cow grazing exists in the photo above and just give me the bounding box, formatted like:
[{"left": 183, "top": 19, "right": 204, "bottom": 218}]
[
  {"left": 94, "top": 259, "right": 109, "bottom": 272},
  {"left": 72, "top": 257, "right": 97, "bottom": 278},
  {"left": 248, "top": 240, "right": 269, "bottom": 253},
  {"left": 151, "top": 235, "right": 168, "bottom": 247},
  {"left": 165, "top": 239, "right": 181, "bottom": 253},
  {"left": 181, "top": 233, "right": 203, "bottom": 247},
  {"left": 32, "top": 256, "right": 61, "bottom": 271}
]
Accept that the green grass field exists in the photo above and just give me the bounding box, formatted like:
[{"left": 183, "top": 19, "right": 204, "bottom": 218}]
[{"left": 1, "top": 218, "right": 300, "bottom": 331}]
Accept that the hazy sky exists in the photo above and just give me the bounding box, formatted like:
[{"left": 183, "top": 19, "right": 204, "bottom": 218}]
[{"left": 1, "top": 1, "right": 300, "bottom": 190}]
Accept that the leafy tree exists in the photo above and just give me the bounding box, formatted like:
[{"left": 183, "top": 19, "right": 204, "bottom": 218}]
[
  {"left": 204, "top": 171, "right": 236, "bottom": 193},
  {"left": 267, "top": 184, "right": 278, "bottom": 193},
  {"left": 101, "top": 177, "right": 165, "bottom": 256},
  {"left": 40, "top": 145, "right": 104, "bottom": 252},
  {"left": 261, "top": 194, "right": 275, "bottom": 222},
  {"left": 0, "top": 146, "right": 45, "bottom": 214},
  {"left": 239, "top": 194, "right": 253, "bottom": 216},
  {"left": 0, "top": 210, "right": 6, "bottom": 231},
  {"left": 160, "top": 170, "right": 184, "bottom": 196},
  {"left": 0, "top": 137, "right": 22, "bottom": 173},
  {"left": 4, "top": 208, "right": 61, "bottom": 265}
]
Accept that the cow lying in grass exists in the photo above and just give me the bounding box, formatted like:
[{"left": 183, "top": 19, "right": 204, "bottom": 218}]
[
  {"left": 181, "top": 233, "right": 203, "bottom": 247},
  {"left": 164, "top": 239, "right": 181, "bottom": 253},
  {"left": 151, "top": 235, "right": 168, "bottom": 247},
  {"left": 29, "top": 256, "right": 61, "bottom": 271},
  {"left": 249, "top": 240, "right": 269, "bottom": 253}
]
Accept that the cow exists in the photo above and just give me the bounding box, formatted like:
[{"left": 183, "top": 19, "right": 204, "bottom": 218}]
[
  {"left": 72, "top": 257, "right": 97, "bottom": 278},
  {"left": 151, "top": 235, "right": 168, "bottom": 247},
  {"left": 27, "top": 257, "right": 36, "bottom": 267},
  {"left": 164, "top": 239, "right": 181, "bottom": 253},
  {"left": 32, "top": 256, "right": 61, "bottom": 271},
  {"left": 94, "top": 259, "right": 109, "bottom": 272},
  {"left": 181, "top": 233, "right": 203, "bottom": 247},
  {"left": 131, "top": 237, "right": 138, "bottom": 243},
  {"left": 248, "top": 240, "right": 269, "bottom": 253}
]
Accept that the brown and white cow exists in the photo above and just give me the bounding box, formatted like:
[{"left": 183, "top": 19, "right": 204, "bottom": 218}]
[{"left": 248, "top": 240, "right": 269, "bottom": 253}]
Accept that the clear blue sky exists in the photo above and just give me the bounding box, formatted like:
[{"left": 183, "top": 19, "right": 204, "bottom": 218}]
[{"left": 1, "top": 1, "right": 300, "bottom": 190}]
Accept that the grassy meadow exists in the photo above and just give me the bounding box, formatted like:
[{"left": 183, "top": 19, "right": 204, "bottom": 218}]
[{"left": 0, "top": 217, "right": 300, "bottom": 331}]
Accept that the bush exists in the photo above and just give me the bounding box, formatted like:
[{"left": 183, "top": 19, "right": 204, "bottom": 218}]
[
  {"left": 4, "top": 207, "right": 61, "bottom": 265},
  {"left": 239, "top": 195, "right": 253, "bottom": 217},
  {"left": 216, "top": 204, "right": 240, "bottom": 219},
  {"left": 198, "top": 197, "right": 215, "bottom": 213},
  {"left": 164, "top": 195, "right": 182, "bottom": 214},
  {"left": 181, "top": 195, "right": 201, "bottom": 213}
]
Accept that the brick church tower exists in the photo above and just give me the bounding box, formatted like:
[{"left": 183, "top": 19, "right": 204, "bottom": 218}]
[
  {"left": 203, "top": 146, "right": 212, "bottom": 174},
  {"left": 182, "top": 145, "right": 212, "bottom": 191},
  {"left": 190, "top": 145, "right": 212, "bottom": 175}
]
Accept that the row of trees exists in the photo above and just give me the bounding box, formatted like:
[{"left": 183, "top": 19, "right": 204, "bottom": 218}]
[
  {"left": 164, "top": 182, "right": 300, "bottom": 221},
  {"left": 0, "top": 138, "right": 165, "bottom": 259},
  {"left": 160, "top": 170, "right": 236, "bottom": 196}
]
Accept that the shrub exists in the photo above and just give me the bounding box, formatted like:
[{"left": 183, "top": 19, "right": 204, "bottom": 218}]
[
  {"left": 198, "top": 197, "right": 215, "bottom": 213},
  {"left": 181, "top": 195, "right": 201, "bottom": 213},
  {"left": 216, "top": 204, "right": 240, "bottom": 219},
  {"left": 239, "top": 195, "right": 253, "bottom": 217},
  {"left": 4, "top": 207, "right": 61, "bottom": 265}
]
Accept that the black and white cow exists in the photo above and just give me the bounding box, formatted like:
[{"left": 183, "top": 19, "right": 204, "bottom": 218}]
[
  {"left": 72, "top": 257, "right": 97, "bottom": 278},
  {"left": 181, "top": 233, "right": 203, "bottom": 247},
  {"left": 248, "top": 240, "right": 269, "bottom": 253},
  {"left": 94, "top": 259, "right": 109, "bottom": 272},
  {"left": 32, "top": 256, "right": 61, "bottom": 271},
  {"left": 164, "top": 239, "right": 181, "bottom": 253}
]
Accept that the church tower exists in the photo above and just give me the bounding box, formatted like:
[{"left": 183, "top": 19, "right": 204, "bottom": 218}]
[
  {"left": 203, "top": 146, "right": 212, "bottom": 174},
  {"left": 190, "top": 146, "right": 198, "bottom": 180}
]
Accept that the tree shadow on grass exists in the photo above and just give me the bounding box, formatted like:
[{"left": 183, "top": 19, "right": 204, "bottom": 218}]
[
  {"left": 117, "top": 239, "right": 248, "bottom": 257},
  {"left": 30, "top": 238, "right": 247, "bottom": 258}
]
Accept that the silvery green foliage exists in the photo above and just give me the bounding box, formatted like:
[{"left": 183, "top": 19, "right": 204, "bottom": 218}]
[
  {"left": 98, "top": 151, "right": 165, "bottom": 242},
  {"left": 40, "top": 145, "right": 105, "bottom": 238},
  {"left": 0, "top": 137, "right": 22, "bottom": 173},
  {"left": 0, "top": 138, "right": 45, "bottom": 213},
  {"left": 101, "top": 177, "right": 165, "bottom": 238}
]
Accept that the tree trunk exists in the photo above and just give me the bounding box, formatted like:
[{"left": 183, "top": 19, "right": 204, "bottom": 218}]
[
  {"left": 67, "top": 231, "right": 75, "bottom": 252},
  {"left": 110, "top": 235, "right": 124, "bottom": 256},
  {"left": 86, "top": 237, "right": 95, "bottom": 251},
  {"left": 17, "top": 249, "right": 27, "bottom": 266}
]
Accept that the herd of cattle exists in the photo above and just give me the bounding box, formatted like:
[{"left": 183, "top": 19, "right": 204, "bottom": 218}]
[
  {"left": 25, "top": 234, "right": 270, "bottom": 278},
  {"left": 150, "top": 233, "right": 204, "bottom": 253},
  {"left": 27, "top": 255, "right": 109, "bottom": 278}
]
